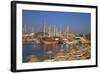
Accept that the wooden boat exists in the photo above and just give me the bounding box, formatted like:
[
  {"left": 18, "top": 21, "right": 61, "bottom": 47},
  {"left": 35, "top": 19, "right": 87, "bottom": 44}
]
[{"left": 40, "top": 36, "right": 62, "bottom": 45}]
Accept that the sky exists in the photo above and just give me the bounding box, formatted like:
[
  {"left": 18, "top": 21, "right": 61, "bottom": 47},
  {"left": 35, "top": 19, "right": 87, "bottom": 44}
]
[{"left": 22, "top": 10, "right": 91, "bottom": 33}]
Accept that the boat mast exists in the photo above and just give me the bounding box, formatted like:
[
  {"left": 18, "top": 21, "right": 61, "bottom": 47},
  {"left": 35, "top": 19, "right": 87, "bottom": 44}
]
[
  {"left": 67, "top": 25, "right": 69, "bottom": 39},
  {"left": 56, "top": 27, "right": 58, "bottom": 36},
  {"left": 48, "top": 25, "right": 51, "bottom": 37},
  {"left": 43, "top": 21, "right": 46, "bottom": 37},
  {"left": 60, "top": 24, "right": 62, "bottom": 37},
  {"left": 32, "top": 26, "right": 34, "bottom": 33},
  {"left": 54, "top": 25, "right": 56, "bottom": 36}
]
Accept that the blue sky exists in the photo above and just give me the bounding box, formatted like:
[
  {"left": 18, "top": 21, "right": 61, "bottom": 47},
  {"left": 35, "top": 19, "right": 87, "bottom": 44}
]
[{"left": 22, "top": 10, "right": 91, "bottom": 33}]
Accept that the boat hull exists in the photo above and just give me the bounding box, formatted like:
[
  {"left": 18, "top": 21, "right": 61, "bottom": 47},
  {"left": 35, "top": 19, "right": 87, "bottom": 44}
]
[{"left": 40, "top": 40, "right": 59, "bottom": 45}]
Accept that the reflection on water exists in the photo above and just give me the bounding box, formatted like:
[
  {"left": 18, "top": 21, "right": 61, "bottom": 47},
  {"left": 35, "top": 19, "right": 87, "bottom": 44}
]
[{"left": 22, "top": 42, "right": 69, "bottom": 62}]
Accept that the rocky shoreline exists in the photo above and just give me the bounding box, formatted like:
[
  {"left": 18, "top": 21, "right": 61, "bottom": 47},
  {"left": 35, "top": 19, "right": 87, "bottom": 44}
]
[{"left": 27, "top": 43, "right": 91, "bottom": 62}]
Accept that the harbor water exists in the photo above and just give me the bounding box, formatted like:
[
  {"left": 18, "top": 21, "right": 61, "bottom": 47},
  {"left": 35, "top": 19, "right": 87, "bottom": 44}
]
[{"left": 22, "top": 42, "right": 69, "bottom": 62}]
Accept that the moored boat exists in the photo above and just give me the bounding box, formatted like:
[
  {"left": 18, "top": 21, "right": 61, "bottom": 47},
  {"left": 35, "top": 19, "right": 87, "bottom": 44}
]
[{"left": 40, "top": 36, "right": 63, "bottom": 45}]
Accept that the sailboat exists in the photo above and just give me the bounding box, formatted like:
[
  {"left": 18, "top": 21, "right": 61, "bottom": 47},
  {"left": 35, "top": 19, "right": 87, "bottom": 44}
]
[{"left": 40, "top": 22, "right": 62, "bottom": 45}]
